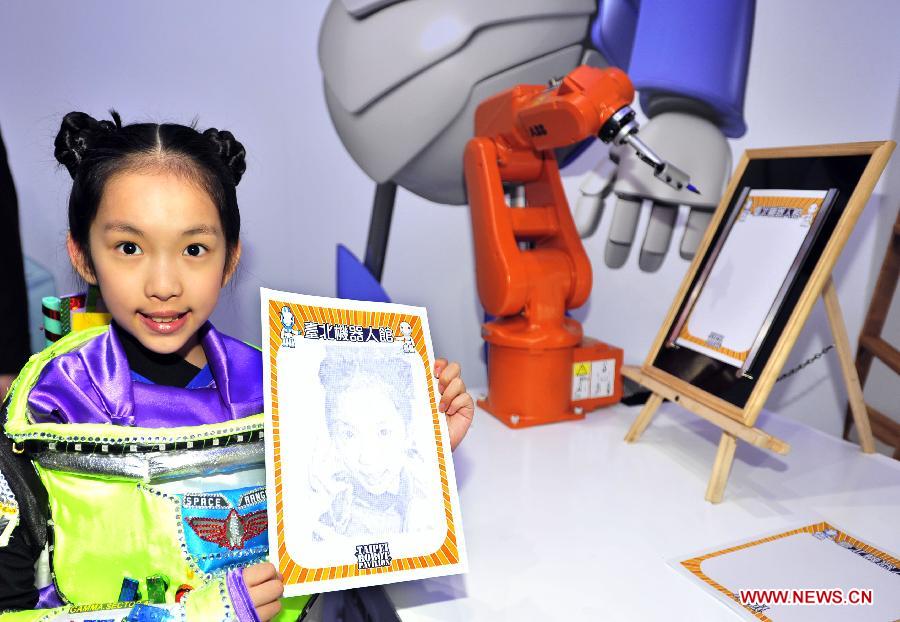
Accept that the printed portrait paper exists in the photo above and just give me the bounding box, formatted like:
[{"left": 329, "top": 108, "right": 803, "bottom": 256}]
[{"left": 260, "top": 289, "right": 467, "bottom": 595}]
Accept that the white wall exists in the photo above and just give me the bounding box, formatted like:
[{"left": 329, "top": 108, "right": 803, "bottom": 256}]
[{"left": 1, "top": 0, "right": 897, "bottom": 441}]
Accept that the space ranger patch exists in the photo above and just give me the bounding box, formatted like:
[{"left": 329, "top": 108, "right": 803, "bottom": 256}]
[{"left": 178, "top": 486, "right": 268, "bottom": 573}]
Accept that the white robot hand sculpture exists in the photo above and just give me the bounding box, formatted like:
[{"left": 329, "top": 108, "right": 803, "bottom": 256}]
[{"left": 575, "top": 112, "right": 731, "bottom": 271}]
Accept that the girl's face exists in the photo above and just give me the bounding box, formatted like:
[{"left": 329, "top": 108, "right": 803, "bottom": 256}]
[
  {"left": 68, "top": 170, "right": 239, "bottom": 367},
  {"left": 332, "top": 381, "right": 407, "bottom": 496}
]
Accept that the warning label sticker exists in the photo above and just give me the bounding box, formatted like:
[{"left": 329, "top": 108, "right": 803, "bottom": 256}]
[{"left": 572, "top": 359, "right": 615, "bottom": 401}]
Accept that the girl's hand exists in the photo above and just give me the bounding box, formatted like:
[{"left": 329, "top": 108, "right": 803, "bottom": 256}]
[
  {"left": 243, "top": 562, "right": 284, "bottom": 622},
  {"left": 434, "top": 359, "right": 474, "bottom": 450}
]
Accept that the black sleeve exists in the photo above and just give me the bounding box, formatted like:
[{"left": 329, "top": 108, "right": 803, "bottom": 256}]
[
  {"left": 0, "top": 401, "right": 45, "bottom": 610},
  {"left": 0, "top": 125, "right": 31, "bottom": 376},
  {"left": 0, "top": 526, "right": 40, "bottom": 610}
]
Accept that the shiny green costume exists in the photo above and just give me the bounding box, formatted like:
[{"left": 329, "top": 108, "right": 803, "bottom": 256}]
[{"left": 0, "top": 328, "right": 311, "bottom": 621}]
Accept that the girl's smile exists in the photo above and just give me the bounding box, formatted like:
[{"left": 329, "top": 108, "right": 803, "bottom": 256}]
[{"left": 138, "top": 310, "right": 191, "bottom": 334}]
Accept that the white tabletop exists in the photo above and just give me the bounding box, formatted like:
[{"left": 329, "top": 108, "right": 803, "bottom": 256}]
[{"left": 385, "top": 398, "right": 900, "bottom": 621}]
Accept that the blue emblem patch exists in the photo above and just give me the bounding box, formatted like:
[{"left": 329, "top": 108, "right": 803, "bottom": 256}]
[{"left": 178, "top": 486, "right": 268, "bottom": 574}]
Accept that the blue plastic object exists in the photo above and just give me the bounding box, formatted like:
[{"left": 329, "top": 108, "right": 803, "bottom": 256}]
[
  {"left": 591, "top": 0, "right": 639, "bottom": 69},
  {"left": 336, "top": 244, "right": 391, "bottom": 303},
  {"left": 126, "top": 604, "right": 173, "bottom": 622},
  {"left": 592, "top": 0, "right": 754, "bottom": 138},
  {"left": 118, "top": 577, "right": 140, "bottom": 602}
]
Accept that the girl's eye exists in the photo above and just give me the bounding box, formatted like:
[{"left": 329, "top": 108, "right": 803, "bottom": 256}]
[
  {"left": 116, "top": 242, "right": 142, "bottom": 256},
  {"left": 184, "top": 244, "right": 207, "bottom": 257}
]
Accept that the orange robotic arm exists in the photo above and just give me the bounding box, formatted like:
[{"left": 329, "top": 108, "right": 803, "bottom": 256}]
[
  {"left": 465, "top": 66, "right": 634, "bottom": 322},
  {"left": 464, "top": 65, "right": 639, "bottom": 427}
]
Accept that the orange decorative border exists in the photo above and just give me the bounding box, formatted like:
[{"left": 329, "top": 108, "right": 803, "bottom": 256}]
[
  {"left": 266, "top": 300, "right": 459, "bottom": 585},
  {"left": 744, "top": 192, "right": 827, "bottom": 220},
  {"left": 680, "top": 522, "right": 900, "bottom": 621},
  {"left": 676, "top": 328, "right": 749, "bottom": 362}
]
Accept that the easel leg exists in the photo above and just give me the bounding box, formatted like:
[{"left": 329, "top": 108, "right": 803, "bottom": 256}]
[
  {"left": 625, "top": 392, "right": 663, "bottom": 443},
  {"left": 705, "top": 432, "right": 737, "bottom": 504},
  {"left": 822, "top": 278, "right": 877, "bottom": 454}
]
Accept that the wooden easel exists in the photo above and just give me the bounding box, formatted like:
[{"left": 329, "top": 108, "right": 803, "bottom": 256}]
[
  {"left": 623, "top": 141, "right": 895, "bottom": 503},
  {"left": 624, "top": 276, "right": 876, "bottom": 503}
]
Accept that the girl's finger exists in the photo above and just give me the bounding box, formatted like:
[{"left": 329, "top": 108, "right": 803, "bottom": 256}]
[
  {"left": 243, "top": 562, "right": 277, "bottom": 587},
  {"left": 438, "top": 362, "right": 461, "bottom": 391},
  {"left": 250, "top": 578, "right": 285, "bottom": 607},
  {"left": 446, "top": 391, "right": 474, "bottom": 417},
  {"left": 439, "top": 377, "right": 465, "bottom": 412},
  {"left": 434, "top": 358, "right": 448, "bottom": 379}
]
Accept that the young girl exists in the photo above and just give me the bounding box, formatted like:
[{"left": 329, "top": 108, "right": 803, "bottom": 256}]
[{"left": 0, "top": 112, "right": 474, "bottom": 622}]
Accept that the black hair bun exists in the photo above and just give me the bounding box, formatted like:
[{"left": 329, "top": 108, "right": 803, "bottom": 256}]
[
  {"left": 203, "top": 128, "right": 246, "bottom": 186},
  {"left": 54, "top": 111, "right": 122, "bottom": 179}
]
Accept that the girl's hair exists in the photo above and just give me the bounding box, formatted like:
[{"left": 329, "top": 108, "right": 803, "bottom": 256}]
[{"left": 54, "top": 110, "right": 246, "bottom": 271}]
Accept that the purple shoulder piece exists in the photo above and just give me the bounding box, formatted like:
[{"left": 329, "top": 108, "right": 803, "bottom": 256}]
[
  {"left": 27, "top": 323, "right": 263, "bottom": 427},
  {"left": 35, "top": 584, "right": 65, "bottom": 609}
]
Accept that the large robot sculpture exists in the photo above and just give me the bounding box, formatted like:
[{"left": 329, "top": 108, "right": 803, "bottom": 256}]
[
  {"left": 320, "top": 0, "right": 753, "bottom": 287},
  {"left": 318, "top": 0, "right": 754, "bottom": 423}
]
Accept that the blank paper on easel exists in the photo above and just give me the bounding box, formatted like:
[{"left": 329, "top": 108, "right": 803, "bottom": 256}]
[{"left": 676, "top": 189, "right": 831, "bottom": 368}]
